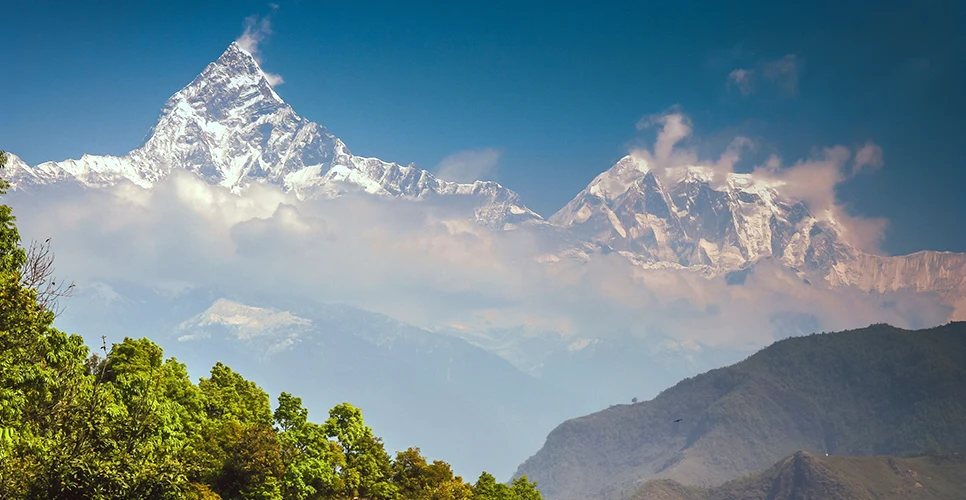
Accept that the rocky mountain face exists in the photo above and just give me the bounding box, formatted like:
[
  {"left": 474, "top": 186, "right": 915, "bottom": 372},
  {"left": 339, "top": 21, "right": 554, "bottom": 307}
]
[
  {"left": 514, "top": 323, "right": 966, "bottom": 500},
  {"left": 4, "top": 42, "right": 541, "bottom": 229},
  {"left": 550, "top": 156, "right": 966, "bottom": 318},
  {"left": 549, "top": 157, "right": 852, "bottom": 273}
]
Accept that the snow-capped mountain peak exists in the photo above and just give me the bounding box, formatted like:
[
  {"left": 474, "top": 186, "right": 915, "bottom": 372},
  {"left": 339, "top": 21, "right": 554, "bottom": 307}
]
[
  {"left": 551, "top": 154, "right": 854, "bottom": 273},
  {"left": 5, "top": 43, "right": 542, "bottom": 229},
  {"left": 547, "top": 154, "right": 966, "bottom": 318}
]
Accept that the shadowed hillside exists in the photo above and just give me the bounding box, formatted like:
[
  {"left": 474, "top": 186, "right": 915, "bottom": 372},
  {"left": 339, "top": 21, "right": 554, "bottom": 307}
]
[
  {"left": 515, "top": 323, "right": 966, "bottom": 500},
  {"left": 632, "top": 452, "right": 966, "bottom": 500}
]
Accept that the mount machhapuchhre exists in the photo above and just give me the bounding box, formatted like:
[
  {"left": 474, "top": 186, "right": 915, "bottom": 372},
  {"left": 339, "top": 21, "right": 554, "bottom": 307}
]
[{"left": 5, "top": 42, "right": 966, "bottom": 318}]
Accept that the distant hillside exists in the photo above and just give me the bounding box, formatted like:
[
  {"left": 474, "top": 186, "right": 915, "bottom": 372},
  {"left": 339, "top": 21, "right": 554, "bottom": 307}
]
[
  {"left": 632, "top": 452, "right": 966, "bottom": 500},
  {"left": 514, "top": 323, "right": 966, "bottom": 500}
]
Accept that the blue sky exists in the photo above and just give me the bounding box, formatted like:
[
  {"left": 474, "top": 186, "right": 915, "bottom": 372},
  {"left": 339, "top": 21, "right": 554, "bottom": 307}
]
[{"left": 3, "top": 0, "right": 963, "bottom": 255}]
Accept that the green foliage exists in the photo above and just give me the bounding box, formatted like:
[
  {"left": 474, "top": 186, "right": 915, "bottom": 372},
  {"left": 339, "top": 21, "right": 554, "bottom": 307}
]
[
  {"left": 324, "top": 402, "right": 396, "bottom": 499},
  {"left": 392, "top": 447, "right": 473, "bottom": 500},
  {"left": 275, "top": 393, "right": 343, "bottom": 500},
  {"left": 0, "top": 167, "right": 546, "bottom": 500},
  {"left": 200, "top": 362, "right": 273, "bottom": 426}
]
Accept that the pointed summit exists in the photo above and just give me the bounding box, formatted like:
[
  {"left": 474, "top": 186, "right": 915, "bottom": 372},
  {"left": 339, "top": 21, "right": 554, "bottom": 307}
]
[
  {"left": 172, "top": 41, "right": 284, "bottom": 111},
  {"left": 222, "top": 40, "right": 258, "bottom": 63},
  {"left": 6, "top": 42, "right": 541, "bottom": 228},
  {"left": 132, "top": 41, "right": 328, "bottom": 186}
]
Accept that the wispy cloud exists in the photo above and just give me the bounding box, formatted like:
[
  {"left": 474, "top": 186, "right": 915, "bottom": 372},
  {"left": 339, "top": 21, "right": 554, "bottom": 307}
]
[
  {"left": 434, "top": 148, "right": 501, "bottom": 183},
  {"left": 762, "top": 54, "right": 801, "bottom": 96},
  {"left": 853, "top": 142, "right": 884, "bottom": 174},
  {"left": 727, "top": 69, "right": 755, "bottom": 96},
  {"left": 11, "top": 170, "right": 941, "bottom": 355},
  {"left": 635, "top": 108, "right": 695, "bottom": 168},
  {"left": 727, "top": 54, "right": 802, "bottom": 97},
  {"left": 236, "top": 5, "right": 284, "bottom": 86}
]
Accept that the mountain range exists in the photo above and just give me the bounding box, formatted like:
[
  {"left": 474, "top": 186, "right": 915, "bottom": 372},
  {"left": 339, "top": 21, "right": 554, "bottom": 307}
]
[
  {"left": 5, "top": 42, "right": 966, "bottom": 482},
  {"left": 5, "top": 41, "right": 966, "bottom": 318},
  {"left": 514, "top": 322, "right": 966, "bottom": 500},
  {"left": 50, "top": 281, "right": 594, "bottom": 480}
]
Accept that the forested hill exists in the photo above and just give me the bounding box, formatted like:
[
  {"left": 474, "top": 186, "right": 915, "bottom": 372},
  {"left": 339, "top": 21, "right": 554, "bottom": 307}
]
[
  {"left": 631, "top": 452, "right": 966, "bottom": 500},
  {"left": 514, "top": 322, "right": 966, "bottom": 500},
  {"left": 0, "top": 149, "right": 544, "bottom": 499}
]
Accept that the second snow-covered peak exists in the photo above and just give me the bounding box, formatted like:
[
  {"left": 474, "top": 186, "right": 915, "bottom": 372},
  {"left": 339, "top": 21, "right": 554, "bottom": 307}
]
[{"left": 549, "top": 154, "right": 855, "bottom": 274}]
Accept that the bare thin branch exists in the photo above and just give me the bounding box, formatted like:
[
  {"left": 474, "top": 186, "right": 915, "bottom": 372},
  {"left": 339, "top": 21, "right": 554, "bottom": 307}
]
[{"left": 21, "top": 238, "right": 75, "bottom": 316}]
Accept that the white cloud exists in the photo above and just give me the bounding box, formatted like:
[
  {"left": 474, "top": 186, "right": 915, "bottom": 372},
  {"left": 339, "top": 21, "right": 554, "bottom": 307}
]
[
  {"left": 434, "top": 148, "right": 501, "bottom": 183},
  {"left": 264, "top": 72, "right": 285, "bottom": 86},
  {"left": 727, "top": 54, "right": 802, "bottom": 97},
  {"left": 762, "top": 54, "right": 801, "bottom": 96},
  {"left": 757, "top": 145, "right": 852, "bottom": 214},
  {"left": 713, "top": 136, "right": 755, "bottom": 176},
  {"left": 236, "top": 7, "right": 284, "bottom": 86},
  {"left": 6, "top": 152, "right": 943, "bottom": 355},
  {"left": 633, "top": 109, "right": 696, "bottom": 170},
  {"left": 727, "top": 69, "right": 755, "bottom": 96},
  {"left": 853, "top": 142, "right": 884, "bottom": 174}
]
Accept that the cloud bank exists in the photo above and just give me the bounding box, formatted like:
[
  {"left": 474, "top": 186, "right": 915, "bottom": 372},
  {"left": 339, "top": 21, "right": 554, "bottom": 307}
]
[{"left": 7, "top": 135, "right": 945, "bottom": 356}]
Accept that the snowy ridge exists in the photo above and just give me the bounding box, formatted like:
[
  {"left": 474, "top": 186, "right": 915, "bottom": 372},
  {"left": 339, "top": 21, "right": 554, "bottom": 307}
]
[
  {"left": 833, "top": 251, "right": 966, "bottom": 318},
  {"left": 175, "top": 298, "right": 312, "bottom": 353},
  {"left": 551, "top": 155, "right": 966, "bottom": 317},
  {"left": 5, "top": 42, "right": 540, "bottom": 229},
  {"left": 550, "top": 155, "right": 852, "bottom": 273}
]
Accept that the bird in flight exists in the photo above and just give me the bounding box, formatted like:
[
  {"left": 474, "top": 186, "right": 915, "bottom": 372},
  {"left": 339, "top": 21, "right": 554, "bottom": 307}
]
[{"left": 673, "top": 418, "right": 683, "bottom": 423}]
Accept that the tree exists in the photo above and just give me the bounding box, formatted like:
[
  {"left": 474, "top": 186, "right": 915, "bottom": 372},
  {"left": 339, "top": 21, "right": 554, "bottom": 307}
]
[
  {"left": 392, "top": 447, "right": 472, "bottom": 500},
  {"left": 0, "top": 150, "right": 92, "bottom": 498},
  {"left": 191, "top": 363, "right": 281, "bottom": 499},
  {"left": 473, "top": 472, "right": 511, "bottom": 500},
  {"left": 510, "top": 476, "right": 542, "bottom": 500},
  {"left": 274, "top": 392, "right": 343, "bottom": 500},
  {"left": 325, "top": 403, "right": 396, "bottom": 500},
  {"left": 20, "top": 238, "right": 75, "bottom": 316},
  {"left": 200, "top": 362, "right": 273, "bottom": 425}
]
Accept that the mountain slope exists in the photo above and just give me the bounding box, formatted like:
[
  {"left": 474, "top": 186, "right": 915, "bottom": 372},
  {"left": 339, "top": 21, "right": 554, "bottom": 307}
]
[
  {"left": 5, "top": 42, "right": 541, "bottom": 229},
  {"left": 514, "top": 322, "right": 966, "bottom": 500},
  {"left": 631, "top": 452, "right": 966, "bottom": 500},
  {"left": 56, "top": 285, "right": 581, "bottom": 480}
]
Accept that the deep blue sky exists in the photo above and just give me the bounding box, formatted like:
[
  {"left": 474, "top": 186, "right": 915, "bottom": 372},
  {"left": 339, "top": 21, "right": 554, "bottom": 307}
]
[{"left": 4, "top": 0, "right": 964, "bottom": 255}]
